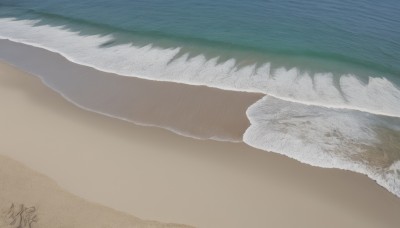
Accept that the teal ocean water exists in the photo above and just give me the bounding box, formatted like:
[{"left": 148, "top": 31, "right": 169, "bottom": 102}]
[{"left": 0, "top": 0, "right": 400, "bottom": 196}]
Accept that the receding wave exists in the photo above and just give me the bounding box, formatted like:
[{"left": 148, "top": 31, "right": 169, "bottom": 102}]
[{"left": 1, "top": 17, "right": 400, "bottom": 197}]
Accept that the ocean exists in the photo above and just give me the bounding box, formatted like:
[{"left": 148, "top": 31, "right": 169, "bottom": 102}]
[{"left": 0, "top": 0, "right": 400, "bottom": 197}]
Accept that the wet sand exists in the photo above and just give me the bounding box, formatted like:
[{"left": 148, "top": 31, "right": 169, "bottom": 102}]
[
  {"left": 0, "top": 39, "right": 262, "bottom": 141},
  {"left": 1, "top": 57, "right": 400, "bottom": 227}
]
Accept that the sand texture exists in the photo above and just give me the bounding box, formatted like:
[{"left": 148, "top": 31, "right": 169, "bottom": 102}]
[{"left": 0, "top": 154, "right": 191, "bottom": 228}]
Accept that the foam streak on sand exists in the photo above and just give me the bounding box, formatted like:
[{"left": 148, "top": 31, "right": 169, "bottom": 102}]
[
  {"left": 0, "top": 39, "right": 261, "bottom": 142},
  {"left": 1, "top": 17, "right": 400, "bottom": 197}
]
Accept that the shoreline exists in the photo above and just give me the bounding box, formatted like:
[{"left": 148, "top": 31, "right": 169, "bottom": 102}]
[
  {"left": 2, "top": 33, "right": 400, "bottom": 119},
  {"left": 1, "top": 60, "right": 400, "bottom": 227}
]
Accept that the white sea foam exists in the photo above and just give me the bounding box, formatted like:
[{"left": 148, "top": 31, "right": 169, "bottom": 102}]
[
  {"left": 385, "top": 161, "right": 400, "bottom": 192},
  {"left": 1, "top": 17, "right": 400, "bottom": 118},
  {"left": 243, "top": 96, "right": 400, "bottom": 197}
]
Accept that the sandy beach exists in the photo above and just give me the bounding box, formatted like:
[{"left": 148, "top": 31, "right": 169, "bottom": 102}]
[{"left": 1, "top": 56, "right": 400, "bottom": 228}]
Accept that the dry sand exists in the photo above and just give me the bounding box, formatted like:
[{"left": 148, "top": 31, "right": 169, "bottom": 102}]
[
  {"left": 0, "top": 154, "right": 191, "bottom": 228},
  {"left": 1, "top": 60, "right": 400, "bottom": 228}
]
